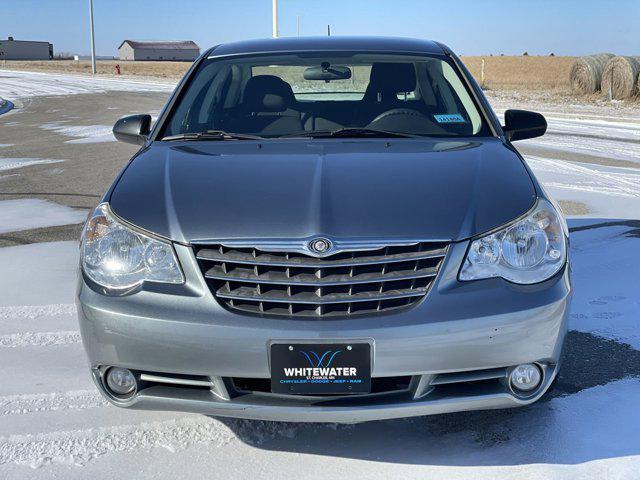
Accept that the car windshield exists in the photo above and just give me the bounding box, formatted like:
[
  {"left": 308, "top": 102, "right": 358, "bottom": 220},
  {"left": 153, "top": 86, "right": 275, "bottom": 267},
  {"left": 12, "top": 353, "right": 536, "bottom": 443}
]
[{"left": 160, "top": 52, "right": 491, "bottom": 139}]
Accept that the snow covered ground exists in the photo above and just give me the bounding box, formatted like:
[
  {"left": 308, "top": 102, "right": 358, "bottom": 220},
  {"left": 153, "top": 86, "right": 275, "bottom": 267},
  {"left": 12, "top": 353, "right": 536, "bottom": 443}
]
[
  {"left": 0, "top": 231, "right": 639, "bottom": 479},
  {"left": 516, "top": 111, "right": 640, "bottom": 218},
  {"left": 39, "top": 123, "right": 115, "bottom": 144},
  {"left": 523, "top": 116, "right": 640, "bottom": 165},
  {"left": 0, "top": 157, "right": 64, "bottom": 172},
  {"left": 0, "top": 70, "right": 174, "bottom": 102},
  {"left": 526, "top": 156, "right": 640, "bottom": 218},
  {"left": 0, "top": 199, "right": 86, "bottom": 234}
]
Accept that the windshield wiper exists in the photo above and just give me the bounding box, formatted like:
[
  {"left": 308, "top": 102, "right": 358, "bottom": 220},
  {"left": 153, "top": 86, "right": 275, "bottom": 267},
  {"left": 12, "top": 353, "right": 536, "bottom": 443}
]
[
  {"left": 161, "top": 130, "right": 263, "bottom": 141},
  {"left": 163, "top": 128, "right": 417, "bottom": 141},
  {"left": 284, "top": 128, "right": 418, "bottom": 139}
]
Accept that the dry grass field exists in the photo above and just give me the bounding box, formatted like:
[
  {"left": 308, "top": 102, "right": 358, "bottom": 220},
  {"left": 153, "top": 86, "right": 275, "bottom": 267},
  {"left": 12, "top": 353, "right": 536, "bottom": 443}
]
[
  {"left": 462, "top": 55, "right": 575, "bottom": 91},
  {"left": 0, "top": 59, "right": 191, "bottom": 79},
  {"left": 1, "top": 56, "right": 575, "bottom": 88}
]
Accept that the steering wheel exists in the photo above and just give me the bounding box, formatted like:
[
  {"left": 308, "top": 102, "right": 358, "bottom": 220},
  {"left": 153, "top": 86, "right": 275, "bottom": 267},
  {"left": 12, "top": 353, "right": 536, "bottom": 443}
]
[{"left": 366, "top": 108, "right": 434, "bottom": 132}]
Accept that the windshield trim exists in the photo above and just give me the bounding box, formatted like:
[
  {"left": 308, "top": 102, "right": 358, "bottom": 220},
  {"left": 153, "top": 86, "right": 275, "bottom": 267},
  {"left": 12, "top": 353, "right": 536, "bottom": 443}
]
[{"left": 206, "top": 49, "right": 448, "bottom": 61}]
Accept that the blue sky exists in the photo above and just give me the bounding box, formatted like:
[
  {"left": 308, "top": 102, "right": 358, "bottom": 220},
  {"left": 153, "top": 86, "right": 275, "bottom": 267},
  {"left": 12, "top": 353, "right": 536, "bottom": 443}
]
[{"left": 2, "top": 0, "right": 638, "bottom": 57}]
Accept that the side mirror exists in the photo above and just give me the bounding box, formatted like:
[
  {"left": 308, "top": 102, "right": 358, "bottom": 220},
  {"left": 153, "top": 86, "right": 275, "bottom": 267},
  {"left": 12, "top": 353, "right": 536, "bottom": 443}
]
[
  {"left": 503, "top": 109, "right": 547, "bottom": 142},
  {"left": 113, "top": 114, "right": 152, "bottom": 146}
]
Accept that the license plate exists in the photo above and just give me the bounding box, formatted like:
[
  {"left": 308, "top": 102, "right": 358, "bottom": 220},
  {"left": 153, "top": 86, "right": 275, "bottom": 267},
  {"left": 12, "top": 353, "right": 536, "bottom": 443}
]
[{"left": 270, "top": 342, "right": 371, "bottom": 395}]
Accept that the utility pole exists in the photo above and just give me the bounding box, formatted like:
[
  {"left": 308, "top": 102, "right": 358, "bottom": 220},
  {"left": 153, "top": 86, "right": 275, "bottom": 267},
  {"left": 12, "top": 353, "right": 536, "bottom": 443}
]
[
  {"left": 89, "top": 0, "right": 97, "bottom": 74},
  {"left": 296, "top": 15, "right": 300, "bottom": 37},
  {"left": 327, "top": 25, "right": 331, "bottom": 36},
  {"left": 272, "top": 0, "right": 279, "bottom": 38}
]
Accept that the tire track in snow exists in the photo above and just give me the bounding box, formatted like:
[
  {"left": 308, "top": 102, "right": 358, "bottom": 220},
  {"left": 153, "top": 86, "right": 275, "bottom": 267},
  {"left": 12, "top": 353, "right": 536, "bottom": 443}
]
[
  {"left": 525, "top": 156, "right": 640, "bottom": 198},
  {"left": 497, "top": 111, "right": 640, "bottom": 164},
  {"left": 0, "top": 417, "right": 236, "bottom": 468},
  {"left": 0, "top": 390, "right": 106, "bottom": 415},
  {"left": 0, "top": 331, "right": 81, "bottom": 348},
  {"left": 0, "top": 304, "right": 76, "bottom": 320},
  {"left": 0, "top": 158, "right": 64, "bottom": 172},
  {"left": 0, "top": 304, "right": 80, "bottom": 347}
]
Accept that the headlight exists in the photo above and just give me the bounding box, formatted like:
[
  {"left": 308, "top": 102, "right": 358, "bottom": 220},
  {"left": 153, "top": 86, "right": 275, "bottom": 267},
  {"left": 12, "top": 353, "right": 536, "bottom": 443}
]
[
  {"left": 459, "top": 198, "right": 567, "bottom": 284},
  {"left": 81, "top": 203, "right": 184, "bottom": 291}
]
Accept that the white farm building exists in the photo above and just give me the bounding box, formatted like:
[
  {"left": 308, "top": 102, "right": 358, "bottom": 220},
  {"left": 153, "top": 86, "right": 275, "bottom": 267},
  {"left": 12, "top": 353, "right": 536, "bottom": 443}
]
[
  {"left": 118, "top": 40, "right": 200, "bottom": 61},
  {"left": 0, "top": 37, "right": 53, "bottom": 60}
]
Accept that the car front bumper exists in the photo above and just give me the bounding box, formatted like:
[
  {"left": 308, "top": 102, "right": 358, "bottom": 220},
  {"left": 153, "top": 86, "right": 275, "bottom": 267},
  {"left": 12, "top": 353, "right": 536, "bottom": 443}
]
[{"left": 77, "top": 241, "right": 571, "bottom": 423}]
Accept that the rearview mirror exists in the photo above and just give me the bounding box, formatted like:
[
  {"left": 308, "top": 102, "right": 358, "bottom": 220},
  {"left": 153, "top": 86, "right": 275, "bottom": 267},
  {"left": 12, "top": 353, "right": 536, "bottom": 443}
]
[
  {"left": 503, "top": 109, "right": 547, "bottom": 142},
  {"left": 304, "top": 63, "right": 352, "bottom": 81},
  {"left": 113, "top": 114, "right": 152, "bottom": 146}
]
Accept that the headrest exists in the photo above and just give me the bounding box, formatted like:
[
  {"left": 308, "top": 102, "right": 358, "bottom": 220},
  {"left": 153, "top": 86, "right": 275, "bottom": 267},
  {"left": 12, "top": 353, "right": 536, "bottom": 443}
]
[
  {"left": 368, "top": 63, "right": 417, "bottom": 93},
  {"left": 243, "top": 75, "right": 295, "bottom": 112}
]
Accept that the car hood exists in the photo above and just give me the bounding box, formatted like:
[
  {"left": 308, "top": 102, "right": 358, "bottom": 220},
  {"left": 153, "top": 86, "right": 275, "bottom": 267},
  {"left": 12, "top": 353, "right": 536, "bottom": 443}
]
[{"left": 109, "top": 138, "right": 536, "bottom": 244}]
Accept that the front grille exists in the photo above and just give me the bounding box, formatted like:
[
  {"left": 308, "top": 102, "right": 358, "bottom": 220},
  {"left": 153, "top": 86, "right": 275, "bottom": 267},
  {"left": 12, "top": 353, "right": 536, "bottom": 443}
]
[{"left": 194, "top": 241, "right": 448, "bottom": 318}]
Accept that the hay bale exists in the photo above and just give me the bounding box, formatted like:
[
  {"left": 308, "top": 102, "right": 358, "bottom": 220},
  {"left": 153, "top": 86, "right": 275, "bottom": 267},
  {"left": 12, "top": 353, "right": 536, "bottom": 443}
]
[
  {"left": 569, "top": 53, "right": 615, "bottom": 94},
  {"left": 601, "top": 56, "right": 640, "bottom": 99}
]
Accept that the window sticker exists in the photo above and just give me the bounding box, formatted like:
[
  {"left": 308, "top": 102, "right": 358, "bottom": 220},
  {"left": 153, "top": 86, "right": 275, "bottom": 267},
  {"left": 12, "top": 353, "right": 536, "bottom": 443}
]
[{"left": 434, "top": 114, "right": 466, "bottom": 123}]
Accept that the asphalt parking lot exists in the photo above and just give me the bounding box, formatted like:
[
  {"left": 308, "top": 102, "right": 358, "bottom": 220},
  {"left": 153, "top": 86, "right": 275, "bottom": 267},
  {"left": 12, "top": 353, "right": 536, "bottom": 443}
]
[{"left": 0, "top": 91, "right": 168, "bottom": 246}]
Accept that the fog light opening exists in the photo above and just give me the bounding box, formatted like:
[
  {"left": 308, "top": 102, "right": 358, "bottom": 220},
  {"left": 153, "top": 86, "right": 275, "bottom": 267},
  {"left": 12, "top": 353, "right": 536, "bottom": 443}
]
[
  {"left": 509, "top": 363, "right": 542, "bottom": 394},
  {"left": 105, "top": 367, "right": 137, "bottom": 397}
]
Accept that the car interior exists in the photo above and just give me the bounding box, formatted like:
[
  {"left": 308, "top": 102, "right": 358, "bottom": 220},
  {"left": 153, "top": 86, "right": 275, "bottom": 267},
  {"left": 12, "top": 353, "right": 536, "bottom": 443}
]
[{"left": 165, "top": 58, "right": 486, "bottom": 138}]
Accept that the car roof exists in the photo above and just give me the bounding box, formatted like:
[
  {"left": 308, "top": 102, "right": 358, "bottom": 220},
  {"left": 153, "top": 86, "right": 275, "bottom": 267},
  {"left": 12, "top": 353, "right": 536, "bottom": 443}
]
[{"left": 207, "top": 36, "right": 447, "bottom": 58}]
